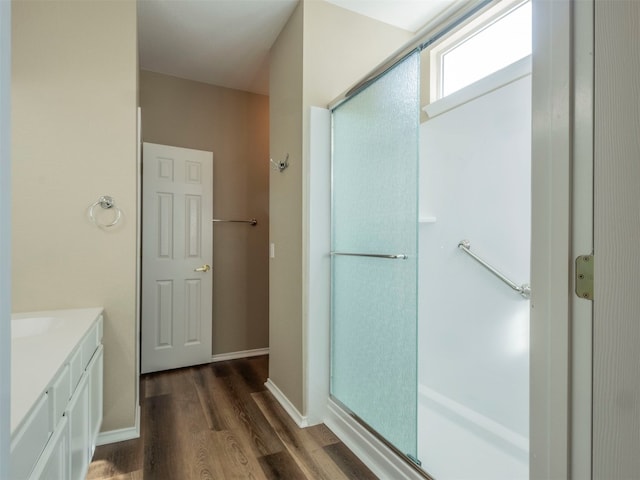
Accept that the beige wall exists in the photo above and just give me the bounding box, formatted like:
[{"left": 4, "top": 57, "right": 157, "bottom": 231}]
[
  {"left": 11, "top": 0, "right": 138, "bottom": 431},
  {"left": 269, "top": 1, "right": 305, "bottom": 411},
  {"left": 269, "top": 0, "right": 412, "bottom": 413},
  {"left": 139, "top": 71, "right": 270, "bottom": 355},
  {"left": 302, "top": 1, "right": 412, "bottom": 107}
]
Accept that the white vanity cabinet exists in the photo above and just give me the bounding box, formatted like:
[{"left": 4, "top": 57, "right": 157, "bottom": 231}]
[
  {"left": 68, "top": 371, "right": 89, "bottom": 480},
  {"left": 29, "top": 416, "right": 69, "bottom": 480},
  {"left": 10, "top": 309, "right": 104, "bottom": 480},
  {"left": 68, "top": 345, "right": 103, "bottom": 480},
  {"left": 88, "top": 345, "right": 104, "bottom": 449}
]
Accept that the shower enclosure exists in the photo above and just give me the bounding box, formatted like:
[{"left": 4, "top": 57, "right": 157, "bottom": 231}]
[
  {"left": 329, "top": 4, "right": 531, "bottom": 478},
  {"left": 331, "top": 52, "right": 420, "bottom": 461}
]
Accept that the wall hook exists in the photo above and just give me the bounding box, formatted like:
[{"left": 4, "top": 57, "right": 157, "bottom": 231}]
[{"left": 270, "top": 153, "right": 289, "bottom": 173}]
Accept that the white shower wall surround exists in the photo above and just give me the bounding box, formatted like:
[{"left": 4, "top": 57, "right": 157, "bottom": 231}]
[{"left": 418, "top": 74, "right": 531, "bottom": 479}]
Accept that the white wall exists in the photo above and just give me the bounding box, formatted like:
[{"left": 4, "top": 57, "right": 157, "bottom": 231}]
[
  {"left": 418, "top": 74, "right": 531, "bottom": 479},
  {"left": 306, "top": 106, "right": 331, "bottom": 425}
]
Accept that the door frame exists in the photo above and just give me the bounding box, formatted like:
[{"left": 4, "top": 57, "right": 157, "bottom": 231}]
[
  {"left": 0, "top": 0, "right": 11, "bottom": 476},
  {"left": 134, "top": 107, "right": 141, "bottom": 431},
  {"left": 530, "top": 0, "right": 572, "bottom": 476},
  {"left": 570, "top": 0, "right": 594, "bottom": 477},
  {"left": 530, "top": 0, "right": 594, "bottom": 478}
]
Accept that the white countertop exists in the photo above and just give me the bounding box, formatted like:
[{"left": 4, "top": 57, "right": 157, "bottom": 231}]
[{"left": 11, "top": 307, "right": 104, "bottom": 434}]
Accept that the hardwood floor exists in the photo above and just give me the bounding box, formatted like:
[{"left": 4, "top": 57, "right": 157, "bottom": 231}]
[{"left": 86, "top": 356, "right": 377, "bottom": 480}]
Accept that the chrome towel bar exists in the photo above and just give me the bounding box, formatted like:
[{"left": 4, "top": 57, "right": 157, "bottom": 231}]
[
  {"left": 457, "top": 240, "right": 530, "bottom": 299},
  {"left": 330, "top": 252, "right": 408, "bottom": 260},
  {"left": 212, "top": 218, "right": 257, "bottom": 226}
]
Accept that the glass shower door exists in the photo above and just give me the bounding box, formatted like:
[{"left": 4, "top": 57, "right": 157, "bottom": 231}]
[{"left": 330, "top": 52, "right": 420, "bottom": 459}]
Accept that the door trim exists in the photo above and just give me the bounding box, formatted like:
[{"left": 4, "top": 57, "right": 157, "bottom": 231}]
[
  {"left": 571, "top": 0, "right": 594, "bottom": 477},
  {"left": 530, "top": 0, "right": 577, "bottom": 477},
  {"left": 0, "top": 0, "right": 11, "bottom": 476},
  {"left": 134, "top": 107, "right": 141, "bottom": 437}
]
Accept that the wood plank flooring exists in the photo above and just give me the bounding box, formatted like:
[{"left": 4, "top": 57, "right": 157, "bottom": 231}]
[{"left": 86, "top": 356, "right": 377, "bottom": 480}]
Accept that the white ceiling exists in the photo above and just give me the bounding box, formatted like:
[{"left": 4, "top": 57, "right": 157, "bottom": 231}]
[{"left": 138, "top": 0, "right": 456, "bottom": 95}]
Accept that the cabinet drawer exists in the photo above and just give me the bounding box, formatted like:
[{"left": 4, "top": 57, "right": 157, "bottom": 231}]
[
  {"left": 81, "top": 322, "right": 100, "bottom": 368},
  {"left": 69, "top": 348, "right": 83, "bottom": 393},
  {"left": 11, "top": 392, "right": 51, "bottom": 480},
  {"left": 50, "top": 364, "right": 70, "bottom": 430},
  {"left": 97, "top": 314, "right": 103, "bottom": 343}
]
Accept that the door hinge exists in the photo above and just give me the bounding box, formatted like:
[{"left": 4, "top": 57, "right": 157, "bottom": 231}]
[{"left": 575, "top": 254, "right": 594, "bottom": 300}]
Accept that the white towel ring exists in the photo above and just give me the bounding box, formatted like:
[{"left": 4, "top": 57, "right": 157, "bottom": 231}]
[{"left": 89, "top": 195, "right": 122, "bottom": 228}]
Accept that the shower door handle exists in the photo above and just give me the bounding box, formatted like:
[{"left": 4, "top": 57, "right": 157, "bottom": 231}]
[{"left": 330, "top": 252, "right": 408, "bottom": 260}]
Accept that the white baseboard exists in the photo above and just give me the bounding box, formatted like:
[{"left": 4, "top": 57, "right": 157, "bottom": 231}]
[
  {"left": 264, "top": 378, "right": 308, "bottom": 428},
  {"left": 325, "top": 399, "right": 424, "bottom": 480},
  {"left": 211, "top": 347, "right": 269, "bottom": 363},
  {"left": 96, "top": 403, "right": 140, "bottom": 446}
]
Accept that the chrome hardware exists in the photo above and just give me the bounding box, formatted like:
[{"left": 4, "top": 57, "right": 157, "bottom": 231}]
[
  {"left": 88, "top": 195, "right": 122, "bottom": 229},
  {"left": 458, "top": 240, "right": 530, "bottom": 299},
  {"left": 330, "top": 252, "right": 408, "bottom": 260},
  {"left": 194, "top": 264, "right": 211, "bottom": 273},
  {"left": 270, "top": 153, "right": 289, "bottom": 172},
  {"left": 211, "top": 218, "right": 258, "bottom": 226}
]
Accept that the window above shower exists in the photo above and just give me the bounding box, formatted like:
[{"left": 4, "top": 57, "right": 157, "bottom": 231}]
[{"left": 424, "top": 0, "right": 532, "bottom": 117}]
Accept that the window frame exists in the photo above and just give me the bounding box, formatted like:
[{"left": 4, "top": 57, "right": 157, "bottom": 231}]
[{"left": 429, "top": 0, "right": 532, "bottom": 103}]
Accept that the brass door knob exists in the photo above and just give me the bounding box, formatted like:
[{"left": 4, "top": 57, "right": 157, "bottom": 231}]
[{"left": 194, "top": 264, "right": 211, "bottom": 272}]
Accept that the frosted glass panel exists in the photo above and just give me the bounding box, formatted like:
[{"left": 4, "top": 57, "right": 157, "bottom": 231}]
[{"left": 331, "top": 53, "right": 419, "bottom": 457}]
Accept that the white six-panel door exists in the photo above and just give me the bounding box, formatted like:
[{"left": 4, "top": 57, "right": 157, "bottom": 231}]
[
  {"left": 593, "top": 2, "right": 640, "bottom": 478},
  {"left": 141, "top": 143, "right": 213, "bottom": 374}
]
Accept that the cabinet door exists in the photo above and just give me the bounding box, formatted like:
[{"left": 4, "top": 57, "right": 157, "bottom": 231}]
[
  {"left": 88, "top": 345, "right": 103, "bottom": 451},
  {"left": 67, "top": 375, "right": 89, "bottom": 480},
  {"left": 29, "top": 416, "right": 69, "bottom": 480},
  {"left": 10, "top": 393, "right": 51, "bottom": 480}
]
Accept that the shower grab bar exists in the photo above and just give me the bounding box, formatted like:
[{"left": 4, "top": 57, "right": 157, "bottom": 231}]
[
  {"left": 212, "top": 218, "right": 257, "bottom": 226},
  {"left": 457, "top": 240, "right": 530, "bottom": 299},
  {"left": 330, "top": 252, "right": 408, "bottom": 260}
]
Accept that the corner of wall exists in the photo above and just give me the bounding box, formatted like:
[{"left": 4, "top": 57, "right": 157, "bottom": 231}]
[
  {"left": 269, "top": 0, "right": 415, "bottom": 420},
  {"left": 268, "top": 0, "right": 305, "bottom": 413}
]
